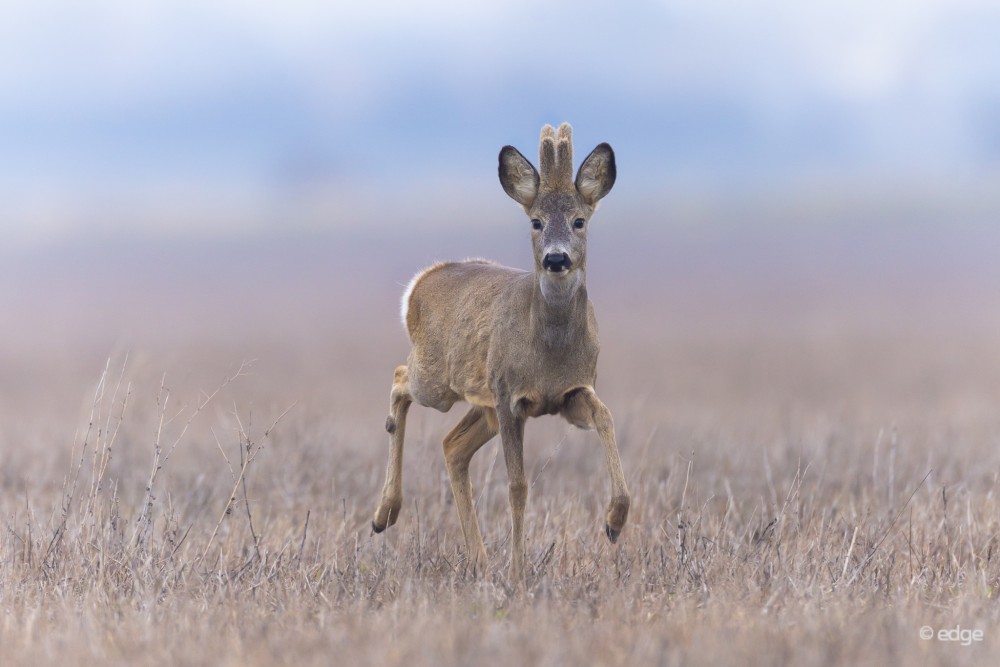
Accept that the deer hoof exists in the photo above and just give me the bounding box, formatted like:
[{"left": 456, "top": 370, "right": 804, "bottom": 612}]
[{"left": 605, "top": 523, "right": 620, "bottom": 543}]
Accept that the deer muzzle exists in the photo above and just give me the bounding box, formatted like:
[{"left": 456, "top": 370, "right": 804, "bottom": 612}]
[{"left": 542, "top": 252, "right": 572, "bottom": 273}]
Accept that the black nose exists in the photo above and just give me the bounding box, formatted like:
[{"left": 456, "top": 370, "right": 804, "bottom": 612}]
[{"left": 542, "top": 252, "right": 572, "bottom": 272}]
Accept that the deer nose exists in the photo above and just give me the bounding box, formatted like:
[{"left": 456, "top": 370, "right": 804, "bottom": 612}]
[{"left": 542, "top": 252, "right": 572, "bottom": 272}]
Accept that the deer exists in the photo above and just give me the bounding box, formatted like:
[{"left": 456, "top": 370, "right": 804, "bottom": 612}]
[{"left": 371, "top": 123, "right": 630, "bottom": 585}]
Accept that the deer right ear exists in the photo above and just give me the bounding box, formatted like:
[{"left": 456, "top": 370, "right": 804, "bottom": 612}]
[{"left": 498, "top": 146, "right": 539, "bottom": 209}]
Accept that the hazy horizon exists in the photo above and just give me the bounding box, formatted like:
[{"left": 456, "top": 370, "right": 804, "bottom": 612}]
[{"left": 2, "top": 0, "right": 999, "bottom": 243}]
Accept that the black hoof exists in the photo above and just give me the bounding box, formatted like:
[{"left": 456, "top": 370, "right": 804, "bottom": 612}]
[
  {"left": 605, "top": 523, "right": 620, "bottom": 543},
  {"left": 372, "top": 520, "right": 385, "bottom": 534}
]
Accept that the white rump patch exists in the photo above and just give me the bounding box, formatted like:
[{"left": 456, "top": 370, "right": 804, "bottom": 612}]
[
  {"left": 400, "top": 271, "right": 422, "bottom": 332},
  {"left": 400, "top": 262, "right": 445, "bottom": 332}
]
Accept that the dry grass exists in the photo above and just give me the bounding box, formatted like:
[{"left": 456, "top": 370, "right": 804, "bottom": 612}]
[{"left": 2, "top": 228, "right": 1000, "bottom": 666}]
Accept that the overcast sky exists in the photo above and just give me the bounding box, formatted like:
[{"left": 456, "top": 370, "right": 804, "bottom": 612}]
[{"left": 1, "top": 0, "right": 998, "bottom": 240}]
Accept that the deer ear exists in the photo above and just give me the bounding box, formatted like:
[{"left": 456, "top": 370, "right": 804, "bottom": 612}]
[
  {"left": 575, "top": 143, "right": 616, "bottom": 205},
  {"left": 499, "top": 146, "right": 539, "bottom": 208}
]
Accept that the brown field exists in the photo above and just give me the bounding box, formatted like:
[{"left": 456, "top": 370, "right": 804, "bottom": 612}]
[{"left": 2, "top": 217, "right": 1000, "bottom": 666}]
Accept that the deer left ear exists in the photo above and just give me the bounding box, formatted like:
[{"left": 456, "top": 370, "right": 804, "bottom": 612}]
[{"left": 575, "top": 143, "right": 616, "bottom": 206}]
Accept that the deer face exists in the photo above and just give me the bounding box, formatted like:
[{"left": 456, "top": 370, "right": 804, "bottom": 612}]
[
  {"left": 528, "top": 191, "right": 590, "bottom": 277},
  {"left": 499, "top": 124, "right": 615, "bottom": 292}
]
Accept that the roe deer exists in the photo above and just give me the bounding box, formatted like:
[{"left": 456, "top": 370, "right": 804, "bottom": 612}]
[{"left": 371, "top": 123, "right": 630, "bottom": 585}]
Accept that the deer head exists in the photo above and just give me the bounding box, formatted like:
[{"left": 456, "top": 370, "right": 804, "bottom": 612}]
[{"left": 498, "top": 123, "right": 616, "bottom": 302}]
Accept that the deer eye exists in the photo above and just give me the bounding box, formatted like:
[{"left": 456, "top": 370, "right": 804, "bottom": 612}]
[
  {"left": 531, "top": 219, "right": 542, "bottom": 231},
  {"left": 573, "top": 218, "right": 585, "bottom": 229}
]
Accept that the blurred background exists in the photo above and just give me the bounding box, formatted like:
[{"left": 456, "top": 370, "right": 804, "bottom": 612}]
[
  {"left": 1, "top": 0, "right": 999, "bottom": 426},
  {"left": 2, "top": 0, "right": 999, "bottom": 235}
]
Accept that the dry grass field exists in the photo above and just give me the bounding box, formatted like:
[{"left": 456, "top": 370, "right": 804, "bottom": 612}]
[{"left": 2, "top": 220, "right": 1000, "bottom": 666}]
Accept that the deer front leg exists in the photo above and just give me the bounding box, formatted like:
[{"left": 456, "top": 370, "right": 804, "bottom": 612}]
[
  {"left": 373, "top": 365, "right": 412, "bottom": 533},
  {"left": 496, "top": 405, "right": 528, "bottom": 587},
  {"left": 442, "top": 406, "right": 498, "bottom": 574},
  {"left": 562, "top": 387, "right": 630, "bottom": 542}
]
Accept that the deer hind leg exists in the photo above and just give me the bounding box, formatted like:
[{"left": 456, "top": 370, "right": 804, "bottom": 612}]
[
  {"left": 373, "top": 365, "right": 412, "bottom": 533},
  {"left": 562, "top": 387, "right": 630, "bottom": 543},
  {"left": 442, "top": 406, "right": 498, "bottom": 574}
]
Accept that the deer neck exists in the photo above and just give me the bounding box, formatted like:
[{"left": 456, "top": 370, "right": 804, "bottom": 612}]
[{"left": 531, "top": 269, "right": 588, "bottom": 348}]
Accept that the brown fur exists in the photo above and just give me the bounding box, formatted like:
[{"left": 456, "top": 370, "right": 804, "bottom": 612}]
[{"left": 373, "top": 124, "right": 629, "bottom": 586}]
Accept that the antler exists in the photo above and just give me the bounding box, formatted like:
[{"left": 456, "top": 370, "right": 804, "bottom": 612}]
[
  {"left": 539, "top": 123, "right": 574, "bottom": 191},
  {"left": 555, "top": 123, "right": 573, "bottom": 186},
  {"left": 539, "top": 125, "right": 557, "bottom": 189}
]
